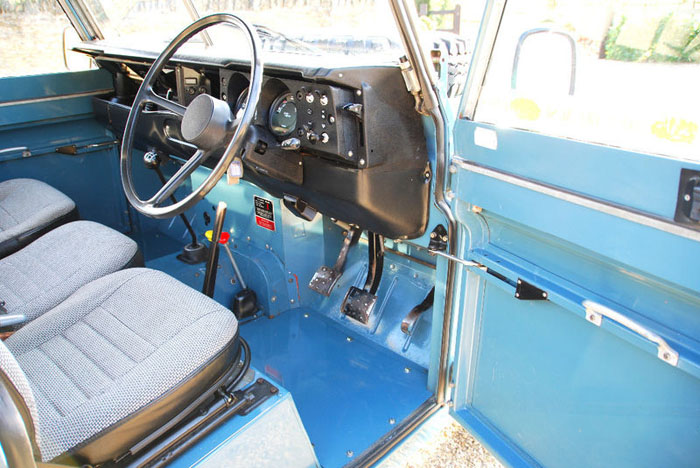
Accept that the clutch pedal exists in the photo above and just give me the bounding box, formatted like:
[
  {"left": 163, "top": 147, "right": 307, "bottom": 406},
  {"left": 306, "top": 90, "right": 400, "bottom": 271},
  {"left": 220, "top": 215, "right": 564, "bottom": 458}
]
[{"left": 309, "top": 227, "right": 360, "bottom": 296}]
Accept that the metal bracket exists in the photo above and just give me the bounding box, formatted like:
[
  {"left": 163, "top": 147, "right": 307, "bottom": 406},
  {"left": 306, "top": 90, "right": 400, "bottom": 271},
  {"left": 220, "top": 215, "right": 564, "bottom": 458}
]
[
  {"left": 514, "top": 278, "right": 548, "bottom": 300},
  {"left": 309, "top": 227, "right": 361, "bottom": 296},
  {"left": 341, "top": 232, "right": 384, "bottom": 324},
  {"left": 428, "top": 224, "right": 448, "bottom": 251}
]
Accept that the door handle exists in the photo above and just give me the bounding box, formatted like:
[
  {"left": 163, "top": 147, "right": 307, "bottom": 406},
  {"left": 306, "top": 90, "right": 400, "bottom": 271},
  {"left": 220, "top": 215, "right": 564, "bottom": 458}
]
[{"left": 583, "top": 300, "right": 679, "bottom": 366}]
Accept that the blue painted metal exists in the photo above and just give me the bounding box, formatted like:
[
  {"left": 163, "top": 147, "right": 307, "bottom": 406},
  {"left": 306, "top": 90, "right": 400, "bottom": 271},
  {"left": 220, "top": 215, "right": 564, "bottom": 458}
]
[
  {"left": 449, "top": 112, "right": 700, "bottom": 466},
  {"left": 240, "top": 308, "right": 431, "bottom": 468},
  {"left": 167, "top": 367, "right": 319, "bottom": 468},
  {"left": 0, "top": 70, "right": 112, "bottom": 127},
  {"left": 0, "top": 71, "right": 130, "bottom": 232}
]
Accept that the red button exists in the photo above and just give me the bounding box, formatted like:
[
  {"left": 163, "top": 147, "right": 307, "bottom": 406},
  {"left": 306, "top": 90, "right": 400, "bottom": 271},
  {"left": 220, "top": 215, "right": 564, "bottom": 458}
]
[{"left": 218, "top": 232, "right": 230, "bottom": 244}]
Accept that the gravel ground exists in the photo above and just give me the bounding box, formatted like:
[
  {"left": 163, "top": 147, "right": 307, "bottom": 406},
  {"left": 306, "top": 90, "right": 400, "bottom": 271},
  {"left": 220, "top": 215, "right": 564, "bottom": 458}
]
[{"left": 379, "top": 410, "right": 504, "bottom": 468}]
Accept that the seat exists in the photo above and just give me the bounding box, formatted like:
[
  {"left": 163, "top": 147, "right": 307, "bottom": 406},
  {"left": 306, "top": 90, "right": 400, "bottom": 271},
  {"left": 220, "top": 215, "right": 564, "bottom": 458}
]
[
  {"left": 0, "top": 178, "right": 79, "bottom": 258},
  {"left": 0, "top": 268, "right": 240, "bottom": 464},
  {"left": 0, "top": 220, "right": 141, "bottom": 326}
]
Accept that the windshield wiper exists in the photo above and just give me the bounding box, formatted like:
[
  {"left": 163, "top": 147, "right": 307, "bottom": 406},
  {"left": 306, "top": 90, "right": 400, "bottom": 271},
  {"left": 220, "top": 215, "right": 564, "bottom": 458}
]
[{"left": 253, "top": 25, "right": 324, "bottom": 55}]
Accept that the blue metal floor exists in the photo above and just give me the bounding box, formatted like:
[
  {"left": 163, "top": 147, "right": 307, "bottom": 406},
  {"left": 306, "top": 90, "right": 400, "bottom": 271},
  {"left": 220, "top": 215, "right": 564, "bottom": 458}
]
[
  {"left": 139, "top": 231, "right": 432, "bottom": 467},
  {"left": 241, "top": 308, "right": 431, "bottom": 468}
]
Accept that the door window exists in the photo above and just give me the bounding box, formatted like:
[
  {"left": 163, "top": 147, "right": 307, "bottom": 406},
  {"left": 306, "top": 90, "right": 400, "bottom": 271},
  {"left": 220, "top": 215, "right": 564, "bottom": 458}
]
[
  {"left": 0, "top": 3, "right": 90, "bottom": 78},
  {"left": 472, "top": 0, "right": 700, "bottom": 162}
]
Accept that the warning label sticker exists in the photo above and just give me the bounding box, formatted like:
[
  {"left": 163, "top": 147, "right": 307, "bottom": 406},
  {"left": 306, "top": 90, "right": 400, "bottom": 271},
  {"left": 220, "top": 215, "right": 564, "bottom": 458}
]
[{"left": 254, "top": 196, "right": 275, "bottom": 231}]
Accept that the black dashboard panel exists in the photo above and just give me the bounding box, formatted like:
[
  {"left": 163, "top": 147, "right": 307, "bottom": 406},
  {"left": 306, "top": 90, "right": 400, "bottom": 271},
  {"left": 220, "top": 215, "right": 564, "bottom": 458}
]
[{"left": 91, "top": 53, "right": 430, "bottom": 239}]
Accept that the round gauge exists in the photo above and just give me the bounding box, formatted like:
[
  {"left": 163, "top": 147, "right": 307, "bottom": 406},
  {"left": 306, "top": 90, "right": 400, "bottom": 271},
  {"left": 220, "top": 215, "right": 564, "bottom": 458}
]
[
  {"left": 234, "top": 87, "right": 249, "bottom": 115},
  {"left": 269, "top": 93, "right": 297, "bottom": 137}
]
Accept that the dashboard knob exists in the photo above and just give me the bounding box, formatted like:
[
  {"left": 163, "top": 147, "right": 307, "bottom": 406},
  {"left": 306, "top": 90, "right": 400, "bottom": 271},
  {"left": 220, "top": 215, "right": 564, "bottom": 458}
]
[
  {"left": 305, "top": 93, "right": 315, "bottom": 104},
  {"left": 307, "top": 131, "right": 319, "bottom": 144},
  {"left": 320, "top": 94, "right": 329, "bottom": 106}
]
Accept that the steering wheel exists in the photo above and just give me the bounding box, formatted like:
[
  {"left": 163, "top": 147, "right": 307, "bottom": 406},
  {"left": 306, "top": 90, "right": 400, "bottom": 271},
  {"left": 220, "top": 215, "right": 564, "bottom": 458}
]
[{"left": 120, "top": 14, "right": 263, "bottom": 219}]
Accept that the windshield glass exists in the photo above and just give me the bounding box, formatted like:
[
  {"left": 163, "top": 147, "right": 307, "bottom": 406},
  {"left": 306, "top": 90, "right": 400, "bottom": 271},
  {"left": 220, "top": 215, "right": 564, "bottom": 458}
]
[{"left": 84, "top": 0, "right": 403, "bottom": 62}]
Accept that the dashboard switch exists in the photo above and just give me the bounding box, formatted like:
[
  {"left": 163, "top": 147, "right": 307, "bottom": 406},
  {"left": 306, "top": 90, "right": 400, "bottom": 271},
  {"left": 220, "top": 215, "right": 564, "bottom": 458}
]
[{"left": 320, "top": 133, "right": 329, "bottom": 144}]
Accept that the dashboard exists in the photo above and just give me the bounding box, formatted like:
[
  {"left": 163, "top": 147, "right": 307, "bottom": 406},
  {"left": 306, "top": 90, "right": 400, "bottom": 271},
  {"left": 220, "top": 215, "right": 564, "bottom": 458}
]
[{"left": 90, "top": 50, "right": 431, "bottom": 239}]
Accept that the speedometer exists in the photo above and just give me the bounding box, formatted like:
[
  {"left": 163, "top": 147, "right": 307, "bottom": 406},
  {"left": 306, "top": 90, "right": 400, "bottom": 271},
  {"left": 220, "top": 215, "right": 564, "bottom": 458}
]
[{"left": 269, "top": 93, "right": 297, "bottom": 137}]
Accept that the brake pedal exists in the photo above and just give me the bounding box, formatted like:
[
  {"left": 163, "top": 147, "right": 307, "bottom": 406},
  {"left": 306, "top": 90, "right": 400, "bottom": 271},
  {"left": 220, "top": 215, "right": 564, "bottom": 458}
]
[
  {"left": 341, "top": 232, "right": 384, "bottom": 324},
  {"left": 309, "top": 227, "right": 360, "bottom": 296}
]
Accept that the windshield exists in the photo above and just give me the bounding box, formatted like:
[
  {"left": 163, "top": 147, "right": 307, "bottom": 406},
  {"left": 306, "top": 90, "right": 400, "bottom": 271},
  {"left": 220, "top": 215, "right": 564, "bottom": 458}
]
[{"left": 83, "top": 0, "right": 404, "bottom": 62}]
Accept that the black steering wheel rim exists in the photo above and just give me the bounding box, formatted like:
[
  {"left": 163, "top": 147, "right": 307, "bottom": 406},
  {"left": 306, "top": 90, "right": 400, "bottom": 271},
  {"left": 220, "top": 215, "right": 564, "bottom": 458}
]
[{"left": 120, "top": 13, "right": 263, "bottom": 219}]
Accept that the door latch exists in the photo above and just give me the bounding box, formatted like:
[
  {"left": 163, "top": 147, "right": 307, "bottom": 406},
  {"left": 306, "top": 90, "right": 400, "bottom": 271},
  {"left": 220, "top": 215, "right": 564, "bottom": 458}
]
[{"left": 675, "top": 169, "right": 700, "bottom": 225}]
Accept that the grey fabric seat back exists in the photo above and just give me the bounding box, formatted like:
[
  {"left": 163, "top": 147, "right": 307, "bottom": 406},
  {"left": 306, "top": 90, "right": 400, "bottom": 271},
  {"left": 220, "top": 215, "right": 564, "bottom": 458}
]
[
  {"left": 0, "top": 220, "right": 141, "bottom": 325},
  {"left": 1, "top": 268, "right": 239, "bottom": 464},
  {"left": 0, "top": 179, "right": 78, "bottom": 258}
]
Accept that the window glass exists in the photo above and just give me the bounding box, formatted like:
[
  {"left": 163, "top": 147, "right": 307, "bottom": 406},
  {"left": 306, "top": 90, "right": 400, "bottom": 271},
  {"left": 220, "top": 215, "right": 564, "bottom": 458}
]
[
  {"left": 0, "top": 2, "right": 90, "bottom": 78},
  {"left": 474, "top": 0, "right": 700, "bottom": 162}
]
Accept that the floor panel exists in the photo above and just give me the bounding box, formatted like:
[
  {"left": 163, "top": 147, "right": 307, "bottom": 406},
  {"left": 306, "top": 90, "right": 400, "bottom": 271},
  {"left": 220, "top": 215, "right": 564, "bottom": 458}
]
[{"left": 241, "top": 308, "right": 431, "bottom": 468}]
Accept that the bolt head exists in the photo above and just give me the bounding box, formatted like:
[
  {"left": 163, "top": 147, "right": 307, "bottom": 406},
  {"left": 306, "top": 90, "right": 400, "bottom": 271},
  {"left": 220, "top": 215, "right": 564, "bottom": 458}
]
[
  {"left": 389, "top": 418, "right": 396, "bottom": 425},
  {"left": 271, "top": 296, "right": 277, "bottom": 302},
  {"left": 346, "top": 450, "right": 353, "bottom": 458},
  {"left": 684, "top": 194, "right": 691, "bottom": 202},
  {"left": 346, "top": 336, "right": 353, "bottom": 342},
  {"left": 404, "top": 367, "right": 411, "bottom": 373}
]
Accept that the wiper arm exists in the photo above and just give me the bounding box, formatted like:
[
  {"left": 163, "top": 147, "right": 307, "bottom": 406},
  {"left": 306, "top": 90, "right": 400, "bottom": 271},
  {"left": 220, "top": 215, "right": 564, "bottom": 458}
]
[
  {"left": 181, "top": 0, "right": 213, "bottom": 47},
  {"left": 253, "top": 24, "right": 324, "bottom": 54}
]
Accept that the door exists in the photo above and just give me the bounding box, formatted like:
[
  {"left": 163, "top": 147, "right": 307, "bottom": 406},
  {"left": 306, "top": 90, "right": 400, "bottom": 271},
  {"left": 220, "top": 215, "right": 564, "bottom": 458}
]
[
  {"left": 448, "top": 1, "right": 700, "bottom": 467},
  {"left": 0, "top": 4, "right": 128, "bottom": 231}
]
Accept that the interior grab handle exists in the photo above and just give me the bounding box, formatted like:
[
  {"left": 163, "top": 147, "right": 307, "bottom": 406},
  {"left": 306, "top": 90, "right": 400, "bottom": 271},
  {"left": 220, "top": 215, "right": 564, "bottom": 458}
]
[
  {"left": 582, "top": 300, "right": 679, "bottom": 367},
  {"left": 0, "top": 146, "right": 31, "bottom": 157}
]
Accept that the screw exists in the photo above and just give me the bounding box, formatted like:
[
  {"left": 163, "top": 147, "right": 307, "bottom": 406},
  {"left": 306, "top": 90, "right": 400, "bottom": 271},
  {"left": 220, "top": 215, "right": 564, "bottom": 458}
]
[
  {"left": 430, "top": 232, "right": 436, "bottom": 239},
  {"left": 359, "top": 158, "right": 365, "bottom": 165},
  {"left": 390, "top": 264, "right": 396, "bottom": 270},
  {"left": 194, "top": 272, "right": 200, "bottom": 277},
  {"left": 424, "top": 171, "right": 431, "bottom": 180},
  {"left": 445, "top": 190, "right": 455, "bottom": 201},
  {"left": 542, "top": 292, "right": 547, "bottom": 298},
  {"left": 338, "top": 73, "right": 344, "bottom": 78},
  {"left": 441, "top": 235, "right": 448, "bottom": 242},
  {"left": 348, "top": 151, "right": 353, "bottom": 158},
  {"left": 346, "top": 450, "right": 353, "bottom": 458},
  {"left": 246, "top": 236, "right": 251, "bottom": 241},
  {"left": 230, "top": 278, "right": 236, "bottom": 285},
  {"left": 290, "top": 299, "right": 295, "bottom": 304},
  {"left": 304, "top": 313, "right": 309, "bottom": 318},
  {"left": 515, "top": 293, "right": 520, "bottom": 298},
  {"left": 413, "top": 273, "right": 419, "bottom": 278},
  {"left": 663, "top": 352, "right": 670, "bottom": 360},
  {"left": 356, "top": 90, "right": 362, "bottom": 96},
  {"left": 389, "top": 418, "right": 396, "bottom": 425},
  {"left": 404, "top": 367, "right": 411, "bottom": 373},
  {"left": 449, "top": 164, "right": 457, "bottom": 174},
  {"left": 265, "top": 244, "right": 270, "bottom": 249},
  {"left": 684, "top": 194, "right": 691, "bottom": 202},
  {"left": 271, "top": 296, "right": 277, "bottom": 303},
  {"left": 346, "top": 336, "right": 353, "bottom": 342},
  {"left": 288, "top": 278, "right": 294, "bottom": 283}
]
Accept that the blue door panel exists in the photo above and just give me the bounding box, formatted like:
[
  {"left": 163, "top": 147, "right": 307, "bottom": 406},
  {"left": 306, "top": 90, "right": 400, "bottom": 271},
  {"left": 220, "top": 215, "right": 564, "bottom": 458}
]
[
  {"left": 454, "top": 166, "right": 700, "bottom": 295},
  {"left": 450, "top": 118, "right": 700, "bottom": 466},
  {"left": 453, "top": 120, "right": 700, "bottom": 219},
  {"left": 463, "top": 281, "right": 699, "bottom": 468}
]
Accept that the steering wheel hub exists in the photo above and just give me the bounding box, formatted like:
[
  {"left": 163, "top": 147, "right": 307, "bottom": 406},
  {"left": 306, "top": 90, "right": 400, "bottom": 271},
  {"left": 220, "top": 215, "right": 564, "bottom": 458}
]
[{"left": 181, "top": 94, "right": 234, "bottom": 149}]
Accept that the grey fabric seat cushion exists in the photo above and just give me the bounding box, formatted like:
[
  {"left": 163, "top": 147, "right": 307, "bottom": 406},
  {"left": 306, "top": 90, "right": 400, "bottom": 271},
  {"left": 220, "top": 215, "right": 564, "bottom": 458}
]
[
  {"left": 0, "top": 179, "right": 76, "bottom": 245},
  {"left": 0, "top": 220, "right": 139, "bottom": 324},
  {"left": 4, "top": 268, "right": 239, "bottom": 462}
]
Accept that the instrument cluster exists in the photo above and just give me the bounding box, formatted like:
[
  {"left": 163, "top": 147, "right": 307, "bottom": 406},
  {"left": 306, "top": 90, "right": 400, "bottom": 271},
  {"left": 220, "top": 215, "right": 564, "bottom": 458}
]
[{"left": 218, "top": 70, "right": 363, "bottom": 167}]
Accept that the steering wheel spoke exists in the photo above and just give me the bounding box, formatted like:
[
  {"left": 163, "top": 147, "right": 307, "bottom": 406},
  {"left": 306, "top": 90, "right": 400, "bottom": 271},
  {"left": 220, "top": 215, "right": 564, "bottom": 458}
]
[
  {"left": 148, "top": 149, "right": 211, "bottom": 206},
  {"left": 146, "top": 88, "right": 187, "bottom": 117}
]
